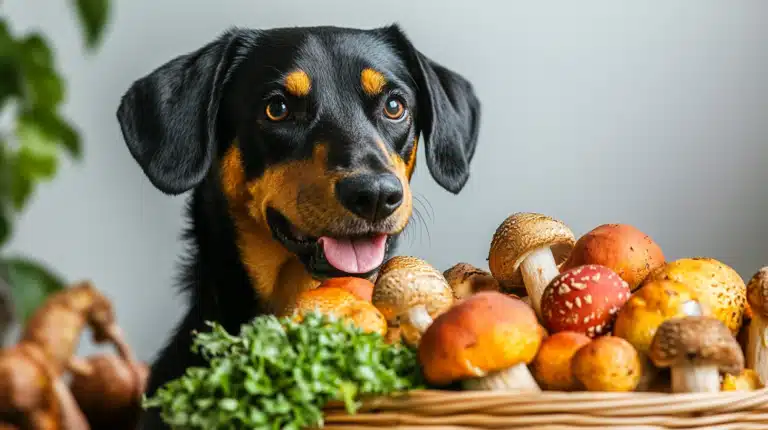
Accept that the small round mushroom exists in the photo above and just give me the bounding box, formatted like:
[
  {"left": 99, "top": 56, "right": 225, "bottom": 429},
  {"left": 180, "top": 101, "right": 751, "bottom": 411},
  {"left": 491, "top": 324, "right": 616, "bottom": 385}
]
[
  {"left": 649, "top": 316, "right": 744, "bottom": 393},
  {"left": 571, "top": 336, "right": 642, "bottom": 392},
  {"left": 488, "top": 212, "right": 576, "bottom": 318},
  {"left": 372, "top": 256, "right": 454, "bottom": 346},
  {"left": 443, "top": 263, "right": 500, "bottom": 300},
  {"left": 286, "top": 285, "right": 388, "bottom": 336},
  {"left": 721, "top": 368, "right": 765, "bottom": 392},
  {"left": 745, "top": 267, "right": 768, "bottom": 384},
  {"left": 531, "top": 331, "right": 591, "bottom": 391},
  {"left": 540, "top": 264, "right": 630, "bottom": 338},
  {"left": 561, "top": 223, "right": 665, "bottom": 291},
  {"left": 316, "top": 277, "right": 374, "bottom": 302},
  {"left": 418, "top": 291, "right": 545, "bottom": 392},
  {"left": 644, "top": 257, "right": 746, "bottom": 335}
]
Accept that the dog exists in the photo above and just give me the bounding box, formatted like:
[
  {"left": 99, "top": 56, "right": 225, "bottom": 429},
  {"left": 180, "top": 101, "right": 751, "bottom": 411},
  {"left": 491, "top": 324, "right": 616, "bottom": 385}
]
[{"left": 116, "top": 24, "right": 480, "bottom": 429}]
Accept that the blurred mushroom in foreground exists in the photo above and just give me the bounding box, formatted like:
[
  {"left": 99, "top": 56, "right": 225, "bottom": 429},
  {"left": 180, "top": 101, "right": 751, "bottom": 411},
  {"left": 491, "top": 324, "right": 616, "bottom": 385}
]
[
  {"left": 540, "top": 264, "right": 630, "bottom": 338},
  {"left": 418, "top": 291, "right": 545, "bottom": 392},
  {"left": 443, "top": 263, "right": 500, "bottom": 300},
  {"left": 644, "top": 257, "right": 746, "bottom": 335},
  {"left": 649, "top": 316, "right": 744, "bottom": 393},
  {"left": 488, "top": 212, "right": 575, "bottom": 318},
  {"left": 571, "top": 336, "right": 642, "bottom": 392},
  {"left": 373, "top": 256, "right": 454, "bottom": 346},
  {"left": 286, "top": 284, "right": 387, "bottom": 336},
  {"left": 531, "top": 331, "right": 591, "bottom": 391},
  {"left": 745, "top": 267, "right": 768, "bottom": 384},
  {"left": 561, "top": 223, "right": 665, "bottom": 291}
]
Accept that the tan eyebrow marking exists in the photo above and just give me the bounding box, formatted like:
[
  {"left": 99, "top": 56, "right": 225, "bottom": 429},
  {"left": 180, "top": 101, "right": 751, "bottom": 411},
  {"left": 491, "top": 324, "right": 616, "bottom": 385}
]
[
  {"left": 284, "top": 70, "right": 311, "bottom": 97},
  {"left": 361, "top": 68, "right": 386, "bottom": 96}
]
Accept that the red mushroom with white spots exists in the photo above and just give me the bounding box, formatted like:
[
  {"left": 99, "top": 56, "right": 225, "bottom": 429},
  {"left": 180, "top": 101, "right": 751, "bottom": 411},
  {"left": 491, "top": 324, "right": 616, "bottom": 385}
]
[{"left": 540, "top": 264, "right": 630, "bottom": 338}]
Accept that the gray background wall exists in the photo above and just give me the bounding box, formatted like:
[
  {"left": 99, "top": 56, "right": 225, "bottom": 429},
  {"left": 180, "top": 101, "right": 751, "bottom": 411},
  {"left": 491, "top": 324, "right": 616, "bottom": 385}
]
[{"left": 4, "top": 0, "right": 768, "bottom": 361}]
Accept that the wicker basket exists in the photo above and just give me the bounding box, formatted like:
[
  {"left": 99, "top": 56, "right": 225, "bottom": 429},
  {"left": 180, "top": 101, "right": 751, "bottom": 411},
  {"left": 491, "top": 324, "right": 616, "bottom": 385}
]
[{"left": 322, "top": 388, "right": 768, "bottom": 429}]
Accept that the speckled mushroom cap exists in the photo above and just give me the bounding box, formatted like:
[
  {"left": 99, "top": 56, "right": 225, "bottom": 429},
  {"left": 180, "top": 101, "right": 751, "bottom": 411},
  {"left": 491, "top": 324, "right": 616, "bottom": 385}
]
[
  {"left": 372, "top": 256, "right": 454, "bottom": 324},
  {"left": 418, "top": 291, "right": 546, "bottom": 386},
  {"left": 645, "top": 257, "right": 747, "bottom": 335},
  {"left": 488, "top": 213, "right": 575, "bottom": 288},
  {"left": 648, "top": 316, "right": 744, "bottom": 376},
  {"left": 443, "top": 263, "right": 500, "bottom": 300},
  {"left": 746, "top": 267, "right": 768, "bottom": 318}
]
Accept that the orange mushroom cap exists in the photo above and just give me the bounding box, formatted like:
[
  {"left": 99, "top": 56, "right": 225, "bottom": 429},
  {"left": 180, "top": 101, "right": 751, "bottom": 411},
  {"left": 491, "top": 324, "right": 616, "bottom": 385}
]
[
  {"left": 287, "top": 286, "right": 387, "bottom": 336},
  {"left": 531, "top": 331, "right": 591, "bottom": 391}
]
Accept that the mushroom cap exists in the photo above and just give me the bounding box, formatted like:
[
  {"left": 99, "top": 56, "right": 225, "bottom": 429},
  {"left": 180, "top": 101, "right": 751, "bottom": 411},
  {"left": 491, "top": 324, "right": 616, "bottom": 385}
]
[
  {"left": 540, "top": 264, "right": 630, "bottom": 337},
  {"left": 317, "top": 277, "right": 374, "bottom": 302},
  {"left": 648, "top": 316, "right": 744, "bottom": 375},
  {"left": 288, "top": 286, "right": 388, "bottom": 336},
  {"left": 531, "top": 331, "right": 592, "bottom": 391},
  {"left": 488, "top": 213, "right": 575, "bottom": 288},
  {"left": 561, "top": 223, "right": 665, "bottom": 291},
  {"left": 721, "top": 369, "right": 764, "bottom": 391},
  {"left": 443, "top": 263, "right": 500, "bottom": 300},
  {"left": 372, "top": 256, "right": 454, "bottom": 324},
  {"left": 746, "top": 267, "right": 768, "bottom": 318},
  {"left": 645, "top": 257, "right": 746, "bottom": 334},
  {"left": 418, "top": 291, "right": 545, "bottom": 386},
  {"left": 613, "top": 279, "right": 709, "bottom": 356},
  {"left": 571, "top": 336, "right": 642, "bottom": 392}
]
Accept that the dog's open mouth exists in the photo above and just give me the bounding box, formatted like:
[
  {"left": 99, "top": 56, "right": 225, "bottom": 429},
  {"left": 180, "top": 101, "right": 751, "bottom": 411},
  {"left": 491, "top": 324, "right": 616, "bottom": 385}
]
[{"left": 266, "top": 208, "right": 390, "bottom": 279}]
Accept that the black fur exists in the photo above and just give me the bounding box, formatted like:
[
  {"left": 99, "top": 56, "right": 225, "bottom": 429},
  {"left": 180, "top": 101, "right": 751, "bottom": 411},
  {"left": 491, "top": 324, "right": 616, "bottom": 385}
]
[{"left": 116, "top": 24, "right": 480, "bottom": 430}]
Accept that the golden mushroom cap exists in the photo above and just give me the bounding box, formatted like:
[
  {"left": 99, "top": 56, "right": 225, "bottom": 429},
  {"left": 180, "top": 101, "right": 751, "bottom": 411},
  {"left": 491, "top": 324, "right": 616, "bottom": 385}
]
[
  {"left": 613, "top": 279, "right": 709, "bottom": 356},
  {"left": 645, "top": 257, "right": 746, "bottom": 335},
  {"left": 722, "top": 369, "right": 765, "bottom": 391},
  {"left": 488, "top": 212, "right": 575, "bottom": 288},
  {"left": 372, "top": 256, "right": 454, "bottom": 324},
  {"left": 287, "top": 286, "right": 387, "bottom": 336},
  {"left": 571, "top": 336, "right": 642, "bottom": 392},
  {"left": 746, "top": 267, "right": 768, "bottom": 318}
]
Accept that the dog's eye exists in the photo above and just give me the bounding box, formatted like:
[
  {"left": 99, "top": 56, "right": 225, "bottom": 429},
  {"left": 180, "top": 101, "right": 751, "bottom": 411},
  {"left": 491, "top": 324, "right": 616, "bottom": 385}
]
[
  {"left": 383, "top": 96, "right": 406, "bottom": 121},
  {"left": 265, "top": 98, "right": 289, "bottom": 121}
]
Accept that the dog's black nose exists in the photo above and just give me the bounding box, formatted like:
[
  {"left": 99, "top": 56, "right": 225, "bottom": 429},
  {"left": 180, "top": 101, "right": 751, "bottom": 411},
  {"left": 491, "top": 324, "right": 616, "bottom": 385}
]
[{"left": 336, "top": 173, "right": 404, "bottom": 222}]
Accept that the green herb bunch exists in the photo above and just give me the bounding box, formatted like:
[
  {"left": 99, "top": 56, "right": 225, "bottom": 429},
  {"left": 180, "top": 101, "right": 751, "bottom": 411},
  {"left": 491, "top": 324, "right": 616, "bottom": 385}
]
[{"left": 144, "top": 312, "right": 424, "bottom": 430}]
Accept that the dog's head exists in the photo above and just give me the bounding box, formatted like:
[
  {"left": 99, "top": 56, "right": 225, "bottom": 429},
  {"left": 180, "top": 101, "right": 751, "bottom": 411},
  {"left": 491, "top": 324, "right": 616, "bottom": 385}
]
[{"left": 116, "top": 25, "right": 480, "bottom": 281}]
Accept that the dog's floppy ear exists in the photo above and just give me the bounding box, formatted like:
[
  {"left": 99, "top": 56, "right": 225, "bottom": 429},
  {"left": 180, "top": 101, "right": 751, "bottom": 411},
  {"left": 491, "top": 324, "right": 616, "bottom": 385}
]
[
  {"left": 116, "top": 29, "right": 249, "bottom": 195},
  {"left": 384, "top": 25, "right": 481, "bottom": 194}
]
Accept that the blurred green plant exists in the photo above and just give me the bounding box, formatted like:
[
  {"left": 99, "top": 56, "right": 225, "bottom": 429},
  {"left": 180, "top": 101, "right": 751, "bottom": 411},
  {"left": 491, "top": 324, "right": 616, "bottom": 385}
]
[{"left": 0, "top": 0, "right": 111, "bottom": 341}]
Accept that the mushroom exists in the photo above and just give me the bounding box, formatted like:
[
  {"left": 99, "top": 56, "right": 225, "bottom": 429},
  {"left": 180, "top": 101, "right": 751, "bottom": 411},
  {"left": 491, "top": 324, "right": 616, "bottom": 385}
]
[
  {"left": 540, "top": 264, "right": 630, "bottom": 338},
  {"left": 613, "top": 279, "right": 709, "bottom": 390},
  {"left": 649, "top": 316, "right": 744, "bottom": 393},
  {"left": 561, "top": 223, "right": 665, "bottom": 291},
  {"left": 721, "top": 369, "right": 765, "bottom": 392},
  {"left": 745, "top": 267, "right": 768, "bottom": 384},
  {"left": 372, "top": 256, "right": 454, "bottom": 346},
  {"left": 285, "top": 285, "right": 388, "bottom": 336},
  {"left": 418, "top": 291, "right": 545, "bottom": 392},
  {"left": 644, "top": 257, "right": 746, "bottom": 335},
  {"left": 314, "top": 277, "right": 374, "bottom": 302},
  {"left": 488, "top": 212, "right": 575, "bottom": 318},
  {"left": 442, "top": 263, "right": 500, "bottom": 300},
  {"left": 571, "top": 336, "right": 642, "bottom": 392},
  {"left": 531, "top": 331, "right": 591, "bottom": 391}
]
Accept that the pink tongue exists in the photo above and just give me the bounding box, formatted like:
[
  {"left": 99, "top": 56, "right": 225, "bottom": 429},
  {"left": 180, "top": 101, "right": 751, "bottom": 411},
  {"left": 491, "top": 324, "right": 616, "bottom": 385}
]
[{"left": 319, "top": 234, "right": 388, "bottom": 274}]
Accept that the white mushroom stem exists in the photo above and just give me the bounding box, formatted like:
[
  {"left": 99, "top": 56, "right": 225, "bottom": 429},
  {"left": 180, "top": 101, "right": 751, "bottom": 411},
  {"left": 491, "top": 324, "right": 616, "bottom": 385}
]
[
  {"left": 406, "top": 304, "right": 433, "bottom": 333},
  {"left": 670, "top": 364, "right": 720, "bottom": 393},
  {"left": 746, "top": 314, "right": 768, "bottom": 385},
  {"left": 463, "top": 363, "right": 541, "bottom": 392},
  {"left": 519, "top": 246, "right": 560, "bottom": 318}
]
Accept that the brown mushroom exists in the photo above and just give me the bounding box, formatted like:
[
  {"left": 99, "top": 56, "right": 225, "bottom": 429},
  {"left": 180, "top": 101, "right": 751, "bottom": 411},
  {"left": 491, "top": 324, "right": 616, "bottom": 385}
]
[
  {"left": 531, "top": 331, "right": 591, "bottom": 391},
  {"left": 488, "top": 212, "right": 575, "bottom": 318},
  {"left": 571, "top": 336, "right": 642, "bottom": 392},
  {"left": 745, "top": 267, "right": 768, "bottom": 384},
  {"left": 418, "top": 291, "right": 545, "bottom": 391},
  {"left": 372, "top": 256, "right": 454, "bottom": 346},
  {"left": 443, "top": 263, "right": 500, "bottom": 300},
  {"left": 69, "top": 353, "right": 150, "bottom": 430},
  {"left": 644, "top": 257, "right": 746, "bottom": 335},
  {"left": 649, "top": 316, "right": 744, "bottom": 393},
  {"left": 561, "top": 223, "right": 665, "bottom": 291}
]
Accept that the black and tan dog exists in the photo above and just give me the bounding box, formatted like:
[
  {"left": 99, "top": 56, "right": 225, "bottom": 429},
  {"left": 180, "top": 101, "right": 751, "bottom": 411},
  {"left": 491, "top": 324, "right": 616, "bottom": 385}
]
[{"left": 116, "top": 24, "right": 480, "bottom": 428}]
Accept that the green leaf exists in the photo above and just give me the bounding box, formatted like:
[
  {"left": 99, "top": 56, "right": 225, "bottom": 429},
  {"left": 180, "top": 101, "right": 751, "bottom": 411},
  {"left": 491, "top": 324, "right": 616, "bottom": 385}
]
[
  {"left": 22, "top": 108, "right": 82, "bottom": 158},
  {"left": 15, "top": 116, "right": 60, "bottom": 181},
  {"left": 16, "top": 33, "right": 64, "bottom": 109},
  {"left": 0, "top": 207, "right": 9, "bottom": 246},
  {"left": 10, "top": 172, "right": 33, "bottom": 211},
  {"left": 0, "top": 257, "right": 66, "bottom": 321},
  {"left": 73, "top": 0, "right": 111, "bottom": 50}
]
